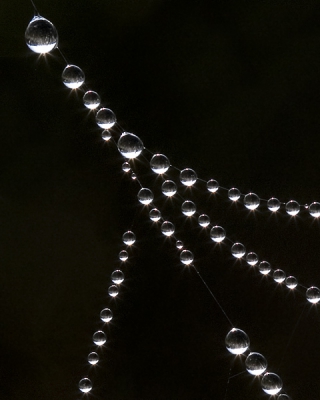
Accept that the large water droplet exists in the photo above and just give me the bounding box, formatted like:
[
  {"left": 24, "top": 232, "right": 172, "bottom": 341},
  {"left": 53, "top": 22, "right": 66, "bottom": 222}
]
[
  {"left": 79, "top": 378, "right": 92, "bottom": 393},
  {"left": 117, "top": 132, "right": 144, "bottom": 159},
  {"left": 225, "top": 328, "right": 250, "bottom": 355},
  {"left": 285, "top": 200, "right": 300, "bottom": 216},
  {"left": 244, "top": 193, "right": 260, "bottom": 210},
  {"left": 180, "top": 168, "right": 197, "bottom": 187},
  {"left": 96, "top": 108, "right": 116, "bottom": 129},
  {"left": 210, "top": 226, "right": 226, "bottom": 242},
  {"left": 267, "top": 197, "right": 281, "bottom": 212},
  {"left": 231, "top": 243, "right": 246, "bottom": 259},
  {"left": 246, "top": 252, "right": 258, "bottom": 266},
  {"left": 162, "top": 180, "right": 177, "bottom": 197},
  {"left": 285, "top": 276, "right": 298, "bottom": 289},
  {"left": 198, "top": 214, "right": 210, "bottom": 227},
  {"left": 150, "top": 154, "right": 170, "bottom": 174},
  {"left": 100, "top": 308, "right": 113, "bottom": 322},
  {"left": 122, "top": 231, "right": 136, "bottom": 246},
  {"left": 309, "top": 202, "right": 320, "bottom": 218},
  {"left": 111, "top": 270, "right": 124, "bottom": 285},
  {"left": 259, "top": 261, "right": 271, "bottom": 275},
  {"left": 119, "top": 250, "right": 128, "bottom": 261},
  {"left": 161, "top": 221, "right": 175, "bottom": 236},
  {"left": 83, "top": 90, "right": 101, "bottom": 109},
  {"left": 180, "top": 250, "right": 194, "bottom": 265},
  {"left": 261, "top": 372, "right": 283, "bottom": 395},
  {"left": 306, "top": 286, "right": 320, "bottom": 303},
  {"left": 25, "top": 16, "right": 58, "bottom": 54},
  {"left": 88, "top": 352, "right": 99, "bottom": 365},
  {"left": 138, "top": 188, "right": 154, "bottom": 205},
  {"left": 181, "top": 200, "right": 196, "bottom": 216},
  {"left": 62, "top": 64, "right": 85, "bottom": 89},
  {"left": 207, "top": 179, "right": 219, "bottom": 193},
  {"left": 273, "top": 269, "right": 286, "bottom": 283},
  {"left": 149, "top": 208, "right": 161, "bottom": 222},
  {"left": 108, "top": 285, "right": 119, "bottom": 297},
  {"left": 245, "top": 352, "right": 267, "bottom": 375},
  {"left": 228, "top": 188, "right": 241, "bottom": 201},
  {"left": 93, "top": 330, "right": 106, "bottom": 345}
]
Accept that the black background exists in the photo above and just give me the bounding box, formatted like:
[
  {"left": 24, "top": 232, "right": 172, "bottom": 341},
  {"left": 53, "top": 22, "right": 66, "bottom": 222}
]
[{"left": 1, "top": 1, "right": 320, "bottom": 399}]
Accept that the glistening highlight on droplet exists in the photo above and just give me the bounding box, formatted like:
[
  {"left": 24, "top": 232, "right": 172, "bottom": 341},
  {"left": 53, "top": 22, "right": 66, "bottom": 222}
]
[{"left": 25, "top": 16, "right": 58, "bottom": 54}]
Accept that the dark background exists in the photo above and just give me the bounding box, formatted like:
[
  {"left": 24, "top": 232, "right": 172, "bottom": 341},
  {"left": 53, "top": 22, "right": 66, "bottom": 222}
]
[{"left": 1, "top": 0, "right": 320, "bottom": 399}]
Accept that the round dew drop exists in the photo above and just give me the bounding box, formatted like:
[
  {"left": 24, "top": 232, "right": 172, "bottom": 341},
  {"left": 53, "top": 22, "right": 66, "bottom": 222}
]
[
  {"left": 92, "top": 330, "right": 106, "bottom": 346},
  {"left": 198, "top": 214, "right": 210, "bottom": 227},
  {"left": 111, "top": 270, "right": 124, "bottom": 285},
  {"left": 273, "top": 269, "right": 286, "bottom": 283},
  {"left": 150, "top": 154, "right": 170, "bottom": 174},
  {"left": 259, "top": 261, "right": 271, "bottom": 275},
  {"left": 306, "top": 286, "right": 320, "bottom": 303},
  {"left": 261, "top": 372, "right": 283, "bottom": 395},
  {"left": 119, "top": 250, "right": 128, "bottom": 261},
  {"left": 228, "top": 187, "right": 241, "bottom": 201},
  {"left": 285, "top": 200, "right": 300, "bottom": 216},
  {"left": 138, "top": 188, "right": 154, "bottom": 205},
  {"left": 245, "top": 352, "right": 267, "bottom": 375},
  {"left": 210, "top": 226, "right": 226, "bottom": 243},
  {"left": 96, "top": 108, "right": 117, "bottom": 129},
  {"left": 181, "top": 200, "right": 196, "bottom": 216},
  {"left": 309, "top": 202, "right": 320, "bottom": 218},
  {"left": 25, "top": 16, "right": 58, "bottom": 54},
  {"left": 176, "top": 240, "right": 183, "bottom": 249},
  {"left": 100, "top": 308, "right": 113, "bottom": 323},
  {"left": 108, "top": 285, "right": 119, "bottom": 297},
  {"left": 180, "top": 250, "right": 194, "bottom": 265},
  {"left": 83, "top": 90, "right": 101, "bottom": 109},
  {"left": 122, "top": 162, "right": 131, "bottom": 172},
  {"left": 122, "top": 231, "right": 136, "bottom": 246},
  {"left": 243, "top": 193, "right": 260, "bottom": 210},
  {"left": 117, "top": 132, "right": 144, "bottom": 159},
  {"left": 161, "top": 221, "right": 175, "bottom": 236},
  {"left": 88, "top": 352, "right": 99, "bottom": 365},
  {"left": 267, "top": 197, "right": 281, "bottom": 211},
  {"left": 101, "top": 130, "right": 112, "bottom": 141},
  {"left": 207, "top": 179, "right": 219, "bottom": 193},
  {"left": 131, "top": 172, "right": 137, "bottom": 180},
  {"left": 162, "top": 180, "right": 177, "bottom": 197},
  {"left": 180, "top": 168, "right": 197, "bottom": 187},
  {"left": 149, "top": 208, "right": 161, "bottom": 222},
  {"left": 225, "top": 328, "right": 250, "bottom": 355},
  {"left": 62, "top": 64, "right": 85, "bottom": 89},
  {"left": 231, "top": 243, "right": 246, "bottom": 259},
  {"left": 246, "top": 252, "right": 258, "bottom": 266},
  {"left": 285, "top": 276, "right": 298, "bottom": 289},
  {"left": 79, "top": 378, "right": 92, "bottom": 393}
]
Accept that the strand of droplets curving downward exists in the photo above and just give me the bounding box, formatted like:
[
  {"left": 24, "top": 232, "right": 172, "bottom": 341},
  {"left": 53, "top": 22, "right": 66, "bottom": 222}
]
[{"left": 24, "top": 7, "right": 319, "bottom": 400}]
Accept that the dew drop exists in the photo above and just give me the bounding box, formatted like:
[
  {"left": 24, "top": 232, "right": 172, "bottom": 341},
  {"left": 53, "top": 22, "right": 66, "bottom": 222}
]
[
  {"left": 225, "top": 328, "right": 250, "bottom": 355},
  {"left": 306, "top": 286, "right": 320, "bottom": 304},
  {"left": 79, "top": 378, "right": 92, "bottom": 393},
  {"left": 119, "top": 250, "right": 128, "bottom": 261},
  {"left": 96, "top": 108, "right": 116, "bottom": 129},
  {"left": 25, "top": 16, "right": 58, "bottom": 54},
  {"left": 88, "top": 352, "right": 99, "bottom": 365},
  {"left": 244, "top": 193, "right": 260, "bottom": 210},
  {"left": 150, "top": 154, "right": 170, "bottom": 174},
  {"left": 207, "top": 179, "right": 219, "bottom": 193},
  {"left": 118, "top": 132, "right": 144, "bottom": 159},
  {"left": 261, "top": 372, "right": 283, "bottom": 395},
  {"left": 62, "top": 64, "right": 85, "bottom": 89},
  {"left": 198, "top": 214, "right": 210, "bottom": 227},
  {"left": 149, "top": 208, "right": 161, "bottom": 222},
  {"left": 246, "top": 252, "right": 258, "bottom": 266},
  {"left": 122, "top": 231, "right": 136, "bottom": 246},
  {"left": 210, "top": 226, "right": 226, "bottom": 243},
  {"left": 138, "top": 188, "right": 154, "bottom": 205},
  {"left": 181, "top": 200, "right": 196, "bottom": 216},
  {"left": 180, "top": 250, "right": 194, "bottom": 265},
  {"left": 273, "top": 269, "right": 286, "bottom": 283},
  {"left": 180, "top": 168, "right": 197, "bottom": 187},
  {"left": 93, "top": 330, "right": 106, "bottom": 346},
  {"left": 83, "top": 90, "right": 101, "bottom": 109},
  {"left": 231, "top": 243, "right": 246, "bottom": 259},
  {"left": 100, "top": 308, "right": 113, "bottom": 323},
  {"left": 228, "top": 188, "right": 241, "bottom": 201},
  {"left": 111, "top": 270, "right": 124, "bottom": 285},
  {"left": 309, "top": 202, "right": 320, "bottom": 218},
  {"left": 285, "top": 200, "right": 300, "bottom": 216},
  {"left": 267, "top": 197, "right": 281, "bottom": 212},
  {"left": 161, "top": 221, "right": 175, "bottom": 236},
  {"left": 285, "top": 276, "right": 298, "bottom": 289},
  {"left": 259, "top": 261, "right": 271, "bottom": 275},
  {"left": 162, "top": 180, "right": 177, "bottom": 197},
  {"left": 108, "top": 285, "right": 119, "bottom": 297},
  {"left": 245, "top": 352, "right": 267, "bottom": 375}
]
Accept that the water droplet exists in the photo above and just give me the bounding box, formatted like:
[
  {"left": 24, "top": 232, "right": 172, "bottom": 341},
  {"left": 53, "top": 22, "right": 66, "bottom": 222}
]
[
  {"left": 306, "top": 286, "right": 320, "bottom": 303},
  {"left": 273, "top": 269, "right": 286, "bottom": 283},
  {"left": 277, "top": 394, "right": 291, "bottom": 400},
  {"left": 149, "top": 208, "right": 161, "bottom": 222},
  {"left": 79, "top": 378, "right": 92, "bottom": 393},
  {"left": 225, "top": 328, "right": 250, "bottom": 355},
  {"left": 131, "top": 172, "right": 137, "bottom": 180},
  {"left": 88, "top": 352, "right": 99, "bottom": 365},
  {"left": 180, "top": 168, "right": 197, "bottom": 187},
  {"left": 180, "top": 250, "right": 194, "bottom": 265},
  {"left": 228, "top": 188, "right": 241, "bottom": 201},
  {"left": 210, "top": 226, "right": 226, "bottom": 242},
  {"left": 244, "top": 193, "right": 260, "bottom": 210},
  {"left": 246, "top": 252, "right": 258, "bottom": 266},
  {"left": 111, "top": 270, "right": 124, "bottom": 285},
  {"left": 261, "top": 372, "right": 283, "bottom": 395},
  {"left": 285, "top": 276, "right": 298, "bottom": 289},
  {"left": 119, "top": 250, "right": 128, "bottom": 261},
  {"left": 198, "top": 214, "right": 210, "bottom": 227},
  {"left": 117, "top": 132, "right": 144, "bottom": 159},
  {"left": 231, "top": 243, "right": 246, "bottom": 259},
  {"left": 285, "top": 200, "right": 300, "bottom": 216},
  {"left": 245, "top": 352, "right": 267, "bottom": 375},
  {"left": 207, "top": 179, "right": 219, "bottom": 193},
  {"left": 161, "top": 221, "right": 175, "bottom": 236},
  {"left": 267, "top": 197, "right": 281, "bottom": 212},
  {"left": 96, "top": 108, "right": 116, "bottom": 129},
  {"left": 25, "top": 16, "right": 58, "bottom": 54},
  {"left": 161, "top": 180, "right": 177, "bottom": 197},
  {"left": 259, "top": 261, "right": 271, "bottom": 275},
  {"left": 101, "top": 130, "right": 112, "bottom": 141},
  {"left": 137, "top": 188, "right": 154, "bottom": 205},
  {"left": 176, "top": 240, "right": 183, "bottom": 249},
  {"left": 108, "top": 285, "right": 119, "bottom": 297},
  {"left": 83, "top": 90, "right": 101, "bottom": 109},
  {"left": 181, "top": 200, "right": 196, "bottom": 216},
  {"left": 122, "top": 231, "right": 136, "bottom": 246},
  {"left": 122, "top": 162, "right": 131, "bottom": 172},
  {"left": 150, "top": 154, "right": 170, "bottom": 174},
  {"left": 93, "top": 330, "right": 106, "bottom": 345},
  {"left": 62, "top": 64, "right": 85, "bottom": 89},
  {"left": 100, "top": 308, "right": 113, "bottom": 323},
  {"left": 309, "top": 202, "right": 320, "bottom": 218}
]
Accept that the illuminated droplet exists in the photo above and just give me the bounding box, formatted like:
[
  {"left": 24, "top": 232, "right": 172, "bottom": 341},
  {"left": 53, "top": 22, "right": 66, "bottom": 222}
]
[
  {"left": 210, "top": 226, "right": 226, "bottom": 243},
  {"left": 131, "top": 172, "right": 137, "bottom": 180},
  {"left": 245, "top": 352, "right": 267, "bottom": 375},
  {"left": 225, "top": 328, "right": 250, "bottom": 355},
  {"left": 100, "top": 308, "right": 113, "bottom": 323},
  {"left": 277, "top": 394, "right": 291, "bottom": 400},
  {"left": 267, "top": 197, "right": 281, "bottom": 212},
  {"left": 62, "top": 64, "right": 85, "bottom": 89},
  {"left": 309, "top": 202, "right": 320, "bottom": 218},
  {"left": 261, "top": 372, "right": 283, "bottom": 395},
  {"left": 149, "top": 208, "right": 161, "bottom": 222},
  {"left": 119, "top": 250, "right": 128, "bottom": 261},
  {"left": 122, "top": 162, "right": 131, "bottom": 172},
  {"left": 228, "top": 188, "right": 241, "bottom": 201},
  {"left": 181, "top": 200, "right": 196, "bottom": 216},
  {"left": 180, "top": 250, "right": 194, "bottom": 265},
  {"left": 246, "top": 252, "right": 258, "bottom": 266},
  {"left": 93, "top": 330, "right": 106, "bottom": 345},
  {"left": 108, "top": 285, "right": 119, "bottom": 297},
  {"left": 180, "top": 168, "right": 197, "bottom": 187},
  {"left": 25, "top": 16, "right": 58, "bottom": 54},
  {"left": 138, "top": 188, "right": 154, "bottom": 205},
  {"left": 150, "top": 154, "right": 170, "bottom": 174},
  {"left": 162, "top": 180, "right": 177, "bottom": 197},
  {"left": 122, "top": 231, "right": 136, "bottom": 246},
  {"left": 83, "top": 90, "right": 101, "bottom": 109},
  {"left": 117, "top": 132, "right": 144, "bottom": 159},
  {"left": 207, "top": 179, "right": 219, "bottom": 193},
  {"left": 96, "top": 108, "right": 116, "bottom": 129},
  {"left": 244, "top": 193, "right": 260, "bottom": 210},
  {"left": 176, "top": 240, "right": 183, "bottom": 249},
  {"left": 101, "top": 130, "right": 112, "bottom": 141},
  {"left": 273, "top": 269, "right": 286, "bottom": 283},
  {"left": 79, "top": 378, "right": 92, "bottom": 393},
  {"left": 88, "top": 352, "right": 99, "bottom": 365},
  {"left": 231, "top": 243, "right": 246, "bottom": 259},
  {"left": 161, "top": 221, "right": 175, "bottom": 236},
  {"left": 111, "top": 270, "right": 124, "bottom": 284},
  {"left": 285, "top": 276, "right": 298, "bottom": 289},
  {"left": 306, "top": 286, "right": 320, "bottom": 304},
  {"left": 198, "top": 214, "right": 210, "bottom": 227},
  {"left": 285, "top": 200, "right": 300, "bottom": 216},
  {"left": 259, "top": 261, "right": 271, "bottom": 275}
]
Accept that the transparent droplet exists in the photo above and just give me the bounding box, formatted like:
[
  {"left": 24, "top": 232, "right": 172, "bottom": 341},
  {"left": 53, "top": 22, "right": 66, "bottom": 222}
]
[
  {"left": 122, "top": 162, "right": 131, "bottom": 172},
  {"left": 285, "top": 276, "right": 298, "bottom": 289},
  {"left": 246, "top": 252, "right": 258, "bottom": 266},
  {"left": 150, "top": 154, "right": 170, "bottom": 174},
  {"left": 96, "top": 108, "right": 117, "bottom": 129},
  {"left": 122, "top": 231, "right": 136, "bottom": 246},
  {"left": 225, "top": 328, "right": 250, "bottom": 355},
  {"left": 101, "top": 130, "right": 112, "bottom": 141},
  {"left": 309, "top": 202, "right": 320, "bottom": 218},
  {"left": 245, "top": 352, "right": 267, "bottom": 375},
  {"left": 117, "top": 132, "right": 144, "bottom": 159},
  {"left": 161, "top": 221, "right": 175, "bottom": 236},
  {"left": 100, "top": 308, "right": 113, "bottom": 323},
  {"left": 180, "top": 250, "right": 194, "bottom": 265},
  {"left": 119, "top": 250, "right": 128, "bottom": 261},
  {"left": 176, "top": 240, "right": 183, "bottom": 249},
  {"left": 277, "top": 394, "right": 291, "bottom": 400},
  {"left": 111, "top": 270, "right": 124, "bottom": 285},
  {"left": 108, "top": 285, "right": 119, "bottom": 297},
  {"left": 88, "top": 352, "right": 99, "bottom": 365},
  {"left": 273, "top": 269, "right": 286, "bottom": 283},
  {"left": 25, "top": 16, "right": 58, "bottom": 54},
  {"left": 138, "top": 188, "right": 154, "bottom": 205},
  {"left": 261, "top": 372, "right": 283, "bottom": 395},
  {"left": 210, "top": 226, "right": 226, "bottom": 243},
  {"left": 83, "top": 90, "right": 101, "bottom": 109},
  {"left": 306, "top": 286, "right": 320, "bottom": 304},
  {"left": 131, "top": 172, "right": 137, "bottom": 180},
  {"left": 62, "top": 64, "right": 85, "bottom": 89},
  {"left": 93, "top": 330, "right": 106, "bottom": 346},
  {"left": 198, "top": 214, "right": 210, "bottom": 227},
  {"left": 162, "top": 180, "right": 177, "bottom": 197},
  {"left": 231, "top": 243, "right": 246, "bottom": 259},
  {"left": 79, "top": 377, "right": 92, "bottom": 393},
  {"left": 267, "top": 197, "right": 281, "bottom": 212},
  {"left": 149, "top": 208, "right": 161, "bottom": 222},
  {"left": 244, "top": 193, "right": 260, "bottom": 210},
  {"left": 207, "top": 179, "right": 219, "bottom": 193},
  {"left": 259, "top": 261, "right": 271, "bottom": 275},
  {"left": 181, "top": 200, "right": 196, "bottom": 216},
  {"left": 180, "top": 168, "right": 197, "bottom": 187},
  {"left": 285, "top": 200, "right": 300, "bottom": 216},
  {"left": 228, "top": 188, "right": 241, "bottom": 201}
]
